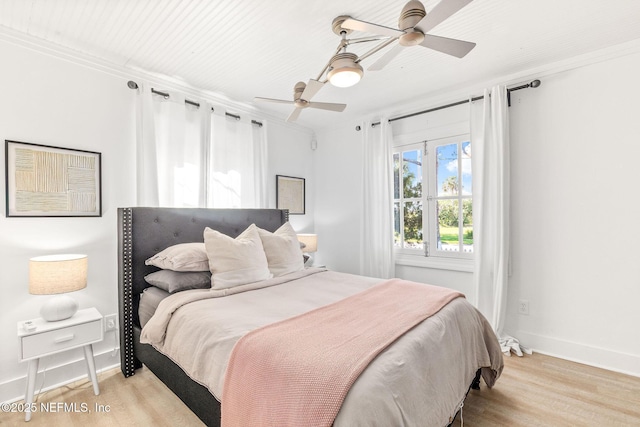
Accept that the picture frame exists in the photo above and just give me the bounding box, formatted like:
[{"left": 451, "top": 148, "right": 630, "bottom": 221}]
[
  {"left": 5, "top": 140, "right": 102, "bottom": 217},
  {"left": 276, "top": 175, "right": 305, "bottom": 215}
]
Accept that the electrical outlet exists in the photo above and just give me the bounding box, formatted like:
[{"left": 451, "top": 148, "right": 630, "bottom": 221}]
[
  {"left": 518, "top": 300, "right": 529, "bottom": 315},
  {"left": 104, "top": 314, "right": 118, "bottom": 332}
]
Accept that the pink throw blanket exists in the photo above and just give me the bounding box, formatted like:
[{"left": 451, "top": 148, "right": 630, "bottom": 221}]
[{"left": 221, "top": 278, "right": 464, "bottom": 427}]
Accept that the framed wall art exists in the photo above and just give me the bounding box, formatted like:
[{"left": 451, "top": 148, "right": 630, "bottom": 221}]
[
  {"left": 276, "top": 175, "right": 305, "bottom": 215},
  {"left": 5, "top": 140, "right": 102, "bottom": 217}
]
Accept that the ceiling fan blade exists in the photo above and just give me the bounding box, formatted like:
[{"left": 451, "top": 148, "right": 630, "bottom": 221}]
[
  {"left": 420, "top": 34, "right": 475, "bottom": 58},
  {"left": 300, "top": 79, "right": 324, "bottom": 101},
  {"left": 307, "top": 102, "right": 347, "bottom": 112},
  {"left": 368, "top": 44, "right": 404, "bottom": 71},
  {"left": 415, "top": 0, "right": 473, "bottom": 34},
  {"left": 342, "top": 17, "right": 404, "bottom": 38},
  {"left": 286, "top": 108, "right": 302, "bottom": 122},
  {"left": 254, "top": 97, "right": 294, "bottom": 105}
]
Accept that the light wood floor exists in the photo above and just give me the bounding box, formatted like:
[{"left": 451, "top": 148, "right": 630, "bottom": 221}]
[
  {"left": 2, "top": 352, "right": 639, "bottom": 426},
  {"left": 450, "top": 353, "right": 640, "bottom": 426}
]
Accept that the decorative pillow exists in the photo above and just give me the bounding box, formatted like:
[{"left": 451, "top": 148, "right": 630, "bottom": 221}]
[
  {"left": 145, "top": 243, "right": 209, "bottom": 272},
  {"left": 204, "top": 224, "right": 272, "bottom": 290},
  {"left": 257, "top": 222, "right": 305, "bottom": 277},
  {"left": 144, "top": 270, "right": 212, "bottom": 293}
]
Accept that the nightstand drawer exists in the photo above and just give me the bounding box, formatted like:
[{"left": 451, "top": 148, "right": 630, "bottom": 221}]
[{"left": 21, "top": 319, "right": 102, "bottom": 360}]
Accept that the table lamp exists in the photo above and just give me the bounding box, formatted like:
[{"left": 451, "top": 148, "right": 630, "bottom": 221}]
[
  {"left": 29, "top": 254, "right": 87, "bottom": 321},
  {"left": 297, "top": 234, "right": 318, "bottom": 266}
]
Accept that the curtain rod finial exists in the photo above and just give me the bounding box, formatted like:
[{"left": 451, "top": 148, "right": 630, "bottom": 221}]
[
  {"left": 530, "top": 79, "right": 541, "bottom": 88},
  {"left": 127, "top": 80, "right": 139, "bottom": 89}
]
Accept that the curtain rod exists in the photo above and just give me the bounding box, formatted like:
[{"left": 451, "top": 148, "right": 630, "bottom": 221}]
[
  {"left": 361, "top": 79, "right": 541, "bottom": 130},
  {"left": 127, "top": 81, "right": 263, "bottom": 127}
]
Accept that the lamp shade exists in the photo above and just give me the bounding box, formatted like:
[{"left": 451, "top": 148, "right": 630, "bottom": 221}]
[
  {"left": 297, "top": 234, "right": 318, "bottom": 253},
  {"left": 29, "top": 254, "right": 87, "bottom": 295}
]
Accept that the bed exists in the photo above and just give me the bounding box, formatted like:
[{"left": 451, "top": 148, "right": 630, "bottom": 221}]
[{"left": 117, "top": 207, "right": 503, "bottom": 427}]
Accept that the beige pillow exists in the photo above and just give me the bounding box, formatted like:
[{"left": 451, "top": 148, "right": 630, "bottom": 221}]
[
  {"left": 257, "top": 222, "right": 304, "bottom": 277},
  {"left": 145, "top": 243, "right": 209, "bottom": 272},
  {"left": 204, "top": 224, "right": 272, "bottom": 289}
]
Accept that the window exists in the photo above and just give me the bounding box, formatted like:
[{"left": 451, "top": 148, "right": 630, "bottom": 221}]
[{"left": 393, "top": 135, "right": 473, "bottom": 260}]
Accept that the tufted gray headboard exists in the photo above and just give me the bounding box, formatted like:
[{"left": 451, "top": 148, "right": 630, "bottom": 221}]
[{"left": 117, "top": 207, "right": 288, "bottom": 378}]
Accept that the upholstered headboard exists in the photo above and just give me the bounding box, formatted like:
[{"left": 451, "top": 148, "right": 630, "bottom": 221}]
[{"left": 117, "top": 207, "right": 288, "bottom": 377}]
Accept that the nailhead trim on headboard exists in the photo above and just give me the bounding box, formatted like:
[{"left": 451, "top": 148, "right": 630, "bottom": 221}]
[{"left": 120, "top": 208, "right": 135, "bottom": 377}]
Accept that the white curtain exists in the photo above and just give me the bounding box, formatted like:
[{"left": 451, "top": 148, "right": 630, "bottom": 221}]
[
  {"left": 207, "top": 112, "right": 267, "bottom": 208},
  {"left": 471, "top": 85, "right": 529, "bottom": 356},
  {"left": 360, "top": 119, "right": 395, "bottom": 279},
  {"left": 135, "top": 84, "right": 160, "bottom": 206},
  {"left": 154, "top": 94, "right": 209, "bottom": 207},
  {"left": 135, "top": 85, "right": 267, "bottom": 208}
]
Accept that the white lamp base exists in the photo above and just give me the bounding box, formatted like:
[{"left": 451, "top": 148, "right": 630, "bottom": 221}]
[{"left": 40, "top": 295, "right": 79, "bottom": 322}]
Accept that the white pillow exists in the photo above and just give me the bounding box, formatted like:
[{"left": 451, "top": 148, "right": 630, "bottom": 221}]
[
  {"left": 257, "top": 222, "right": 305, "bottom": 277},
  {"left": 204, "top": 224, "right": 272, "bottom": 289},
  {"left": 145, "top": 243, "right": 209, "bottom": 272}
]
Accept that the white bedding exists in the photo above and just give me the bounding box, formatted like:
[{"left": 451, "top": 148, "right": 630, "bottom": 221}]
[{"left": 141, "top": 268, "right": 503, "bottom": 426}]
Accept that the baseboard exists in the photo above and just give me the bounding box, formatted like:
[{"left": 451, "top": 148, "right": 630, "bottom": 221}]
[
  {"left": 0, "top": 348, "right": 120, "bottom": 404},
  {"left": 515, "top": 330, "right": 640, "bottom": 378}
]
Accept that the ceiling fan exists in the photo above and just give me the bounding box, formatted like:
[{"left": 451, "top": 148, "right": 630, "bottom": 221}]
[
  {"left": 254, "top": 79, "right": 346, "bottom": 122},
  {"left": 342, "top": 0, "right": 476, "bottom": 70}
]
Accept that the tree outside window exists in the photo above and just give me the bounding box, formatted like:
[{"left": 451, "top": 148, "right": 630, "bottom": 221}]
[{"left": 393, "top": 136, "right": 472, "bottom": 259}]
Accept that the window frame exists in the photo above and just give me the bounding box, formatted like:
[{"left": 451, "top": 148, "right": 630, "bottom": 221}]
[
  {"left": 425, "top": 134, "right": 473, "bottom": 260},
  {"left": 393, "top": 142, "right": 426, "bottom": 256},
  {"left": 392, "top": 131, "right": 473, "bottom": 268}
]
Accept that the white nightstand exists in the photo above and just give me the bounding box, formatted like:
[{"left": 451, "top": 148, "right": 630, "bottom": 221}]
[{"left": 17, "top": 307, "right": 103, "bottom": 421}]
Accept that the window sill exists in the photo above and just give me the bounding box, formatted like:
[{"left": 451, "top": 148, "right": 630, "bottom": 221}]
[{"left": 395, "top": 253, "right": 474, "bottom": 273}]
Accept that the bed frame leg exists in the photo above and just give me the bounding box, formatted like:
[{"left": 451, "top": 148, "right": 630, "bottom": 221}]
[{"left": 471, "top": 369, "right": 481, "bottom": 390}]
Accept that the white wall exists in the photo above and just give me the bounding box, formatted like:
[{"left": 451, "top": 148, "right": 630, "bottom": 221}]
[
  {"left": 0, "top": 38, "right": 316, "bottom": 402},
  {"left": 507, "top": 50, "right": 640, "bottom": 375},
  {"left": 314, "top": 125, "right": 364, "bottom": 273},
  {"left": 0, "top": 38, "right": 136, "bottom": 402},
  {"left": 266, "top": 121, "right": 315, "bottom": 233},
  {"left": 314, "top": 48, "right": 640, "bottom": 376}
]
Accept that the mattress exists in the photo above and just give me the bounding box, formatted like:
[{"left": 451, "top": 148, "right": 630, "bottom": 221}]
[
  {"left": 141, "top": 268, "right": 503, "bottom": 427},
  {"left": 139, "top": 286, "right": 170, "bottom": 328}
]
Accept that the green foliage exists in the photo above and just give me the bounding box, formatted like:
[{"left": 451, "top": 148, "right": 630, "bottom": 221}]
[
  {"left": 395, "top": 150, "right": 475, "bottom": 249},
  {"left": 437, "top": 199, "right": 473, "bottom": 227},
  {"left": 438, "top": 200, "right": 458, "bottom": 227},
  {"left": 403, "top": 171, "right": 421, "bottom": 199},
  {"left": 395, "top": 156, "right": 423, "bottom": 244},
  {"left": 462, "top": 199, "right": 473, "bottom": 226},
  {"left": 404, "top": 202, "right": 422, "bottom": 242}
]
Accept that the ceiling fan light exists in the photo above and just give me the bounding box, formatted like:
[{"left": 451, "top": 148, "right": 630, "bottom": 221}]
[
  {"left": 327, "top": 53, "right": 364, "bottom": 88},
  {"left": 329, "top": 69, "right": 363, "bottom": 88}
]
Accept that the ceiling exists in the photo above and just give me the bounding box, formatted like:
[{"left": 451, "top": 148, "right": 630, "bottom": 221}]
[{"left": 2, "top": 0, "right": 640, "bottom": 130}]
